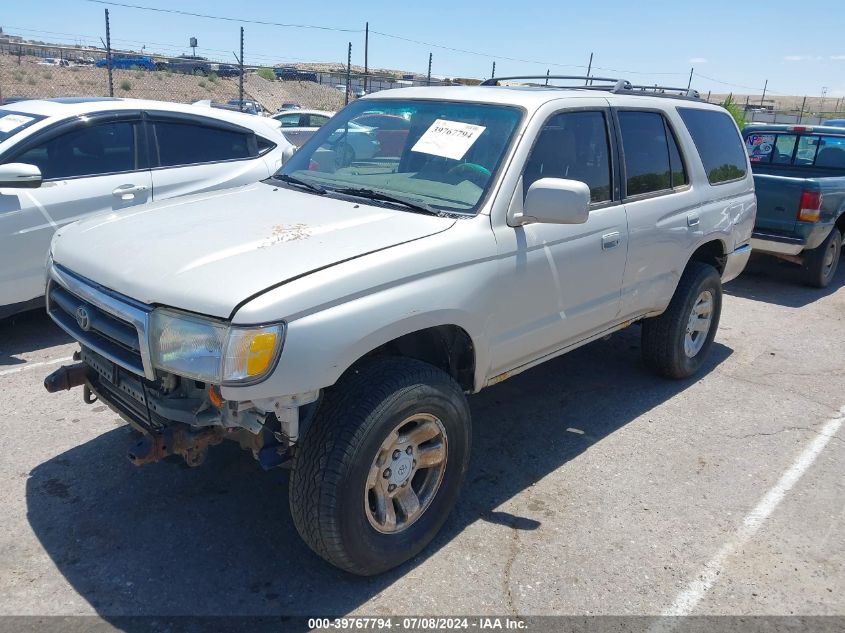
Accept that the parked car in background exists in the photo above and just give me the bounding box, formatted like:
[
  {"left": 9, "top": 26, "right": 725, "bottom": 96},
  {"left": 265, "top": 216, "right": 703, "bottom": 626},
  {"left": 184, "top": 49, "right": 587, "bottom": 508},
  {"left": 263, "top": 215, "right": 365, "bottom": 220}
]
[
  {"left": 37, "top": 58, "right": 70, "bottom": 67},
  {"left": 226, "top": 99, "right": 263, "bottom": 115},
  {"left": 95, "top": 55, "right": 156, "bottom": 71},
  {"left": 273, "top": 109, "right": 334, "bottom": 146},
  {"left": 273, "top": 67, "right": 317, "bottom": 82},
  {"left": 273, "top": 109, "right": 380, "bottom": 161},
  {"left": 825, "top": 119, "right": 845, "bottom": 128},
  {"left": 354, "top": 111, "right": 411, "bottom": 157},
  {"left": 167, "top": 55, "right": 211, "bottom": 76},
  {"left": 277, "top": 102, "right": 301, "bottom": 111},
  {"left": 744, "top": 124, "right": 845, "bottom": 287},
  {"left": 214, "top": 63, "right": 241, "bottom": 78},
  {"left": 0, "top": 97, "right": 293, "bottom": 318},
  {"left": 43, "top": 80, "right": 753, "bottom": 575},
  {"left": 0, "top": 96, "right": 29, "bottom": 106}
]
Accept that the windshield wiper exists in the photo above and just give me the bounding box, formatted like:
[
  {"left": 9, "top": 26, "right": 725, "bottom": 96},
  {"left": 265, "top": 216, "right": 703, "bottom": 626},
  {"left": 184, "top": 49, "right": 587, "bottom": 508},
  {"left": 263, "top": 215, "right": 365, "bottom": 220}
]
[
  {"left": 273, "top": 174, "right": 326, "bottom": 194},
  {"left": 328, "top": 187, "right": 442, "bottom": 216}
]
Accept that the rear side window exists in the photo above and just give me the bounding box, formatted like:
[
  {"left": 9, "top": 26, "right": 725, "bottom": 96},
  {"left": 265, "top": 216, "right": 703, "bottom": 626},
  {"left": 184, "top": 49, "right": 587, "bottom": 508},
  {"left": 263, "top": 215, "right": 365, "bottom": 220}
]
[
  {"left": 678, "top": 108, "right": 747, "bottom": 184},
  {"left": 797, "top": 135, "right": 845, "bottom": 168},
  {"left": 152, "top": 121, "right": 252, "bottom": 167},
  {"left": 523, "top": 110, "right": 612, "bottom": 203},
  {"left": 256, "top": 136, "right": 276, "bottom": 155},
  {"left": 618, "top": 111, "right": 687, "bottom": 196}
]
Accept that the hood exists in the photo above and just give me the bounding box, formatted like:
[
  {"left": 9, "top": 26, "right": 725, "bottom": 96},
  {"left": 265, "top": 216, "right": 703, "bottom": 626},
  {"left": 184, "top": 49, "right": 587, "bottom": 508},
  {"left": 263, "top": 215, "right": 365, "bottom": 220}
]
[{"left": 52, "top": 182, "right": 456, "bottom": 318}]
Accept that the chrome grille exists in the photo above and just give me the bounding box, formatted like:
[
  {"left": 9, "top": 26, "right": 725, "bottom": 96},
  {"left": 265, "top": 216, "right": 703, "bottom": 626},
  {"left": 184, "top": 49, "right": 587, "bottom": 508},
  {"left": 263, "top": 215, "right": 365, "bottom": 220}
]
[{"left": 46, "top": 263, "right": 154, "bottom": 379}]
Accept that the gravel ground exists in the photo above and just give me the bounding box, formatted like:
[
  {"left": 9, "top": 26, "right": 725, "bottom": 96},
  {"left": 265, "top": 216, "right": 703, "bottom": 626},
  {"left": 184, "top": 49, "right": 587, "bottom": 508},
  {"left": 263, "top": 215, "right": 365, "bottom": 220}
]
[{"left": 0, "top": 255, "right": 842, "bottom": 629}]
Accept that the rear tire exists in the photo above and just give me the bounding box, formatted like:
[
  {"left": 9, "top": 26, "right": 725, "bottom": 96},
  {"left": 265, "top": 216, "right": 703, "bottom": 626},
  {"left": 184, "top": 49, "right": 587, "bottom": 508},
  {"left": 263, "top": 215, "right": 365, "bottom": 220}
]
[
  {"left": 641, "top": 262, "right": 722, "bottom": 379},
  {"left": 289, "top": 357, "right": 471, "bottom": 575},
  {"left": 803, "top": 228, "right": 841, "bottom": 288}
]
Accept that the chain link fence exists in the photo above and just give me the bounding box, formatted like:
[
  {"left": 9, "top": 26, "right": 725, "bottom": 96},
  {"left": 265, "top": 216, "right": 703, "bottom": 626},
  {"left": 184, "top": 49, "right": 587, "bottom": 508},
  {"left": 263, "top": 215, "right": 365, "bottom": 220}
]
[{"left": 3, "top": 40, "right": 844, "bottom": 124}]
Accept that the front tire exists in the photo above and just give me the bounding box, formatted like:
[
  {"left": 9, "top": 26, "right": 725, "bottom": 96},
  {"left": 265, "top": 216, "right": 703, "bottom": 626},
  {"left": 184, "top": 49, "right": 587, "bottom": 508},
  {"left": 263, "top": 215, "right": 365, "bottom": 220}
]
[
  {"left": 289, "top": 357, "right": 471, "bottom": 575},
  {"left": 641, "top": 262, "right": 722, "bottom": 379},
  {"left": 803, "top": 228, "right": 841, "bottom": 288}
]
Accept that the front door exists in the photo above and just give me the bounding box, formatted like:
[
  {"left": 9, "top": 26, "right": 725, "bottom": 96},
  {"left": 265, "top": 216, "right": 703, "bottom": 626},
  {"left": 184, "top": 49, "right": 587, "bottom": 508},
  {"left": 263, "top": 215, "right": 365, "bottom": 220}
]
[{"left": 488, "top": 108, "right": 629, "bottom": 375}]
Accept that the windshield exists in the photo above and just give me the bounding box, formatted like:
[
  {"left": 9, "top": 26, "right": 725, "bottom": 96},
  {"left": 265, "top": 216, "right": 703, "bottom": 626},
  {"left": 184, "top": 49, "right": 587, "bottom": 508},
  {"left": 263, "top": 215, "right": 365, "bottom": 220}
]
[
  {"left": 0, "top": 109, "right": 45, "bottom": 144},
  {"left": 276, "top": 99, "right": 523, "bottom": 215}
]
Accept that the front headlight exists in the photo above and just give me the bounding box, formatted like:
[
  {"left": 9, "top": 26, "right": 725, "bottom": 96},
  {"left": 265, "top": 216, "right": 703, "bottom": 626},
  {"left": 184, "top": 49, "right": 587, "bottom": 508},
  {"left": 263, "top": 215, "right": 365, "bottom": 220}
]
[{"left": 150, "top": 308, "right": 284, "bottom": 385}]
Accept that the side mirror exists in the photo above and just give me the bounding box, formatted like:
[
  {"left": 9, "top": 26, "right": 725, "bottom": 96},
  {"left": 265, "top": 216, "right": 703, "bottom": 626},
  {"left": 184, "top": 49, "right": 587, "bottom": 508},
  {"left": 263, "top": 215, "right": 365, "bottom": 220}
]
[
  {"left": 281, "top": 144, "right": 296, "bottom": 165},
  {"left": 0, "top": 163, "right": 42, "bottom": 189},
  {"left": 519, "top": 178, "right": 590, "bottom": 225}
]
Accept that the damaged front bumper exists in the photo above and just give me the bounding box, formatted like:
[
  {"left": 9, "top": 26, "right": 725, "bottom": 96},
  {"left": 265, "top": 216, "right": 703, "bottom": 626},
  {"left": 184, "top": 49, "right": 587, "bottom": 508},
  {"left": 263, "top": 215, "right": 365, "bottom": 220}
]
[{"left": 44, "top": 347, "right": 317, "bottom": 469}]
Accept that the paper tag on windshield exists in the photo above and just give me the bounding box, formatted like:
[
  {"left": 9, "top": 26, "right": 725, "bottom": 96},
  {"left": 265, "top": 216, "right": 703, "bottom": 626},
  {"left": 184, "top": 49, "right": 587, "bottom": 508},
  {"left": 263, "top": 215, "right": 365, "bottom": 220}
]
[
  {"left": 0, "top": 114, "right": 35, "bottom": 133},
  {"left": 411, "top": 119, "right": 486, "bottom": 160}
]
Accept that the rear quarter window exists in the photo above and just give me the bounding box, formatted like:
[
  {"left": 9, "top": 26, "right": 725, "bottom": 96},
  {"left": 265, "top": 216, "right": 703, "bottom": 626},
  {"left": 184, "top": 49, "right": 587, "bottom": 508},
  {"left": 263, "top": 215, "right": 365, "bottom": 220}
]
[{"left": 678, "top": 108, "right": 748, "bottom": 184}]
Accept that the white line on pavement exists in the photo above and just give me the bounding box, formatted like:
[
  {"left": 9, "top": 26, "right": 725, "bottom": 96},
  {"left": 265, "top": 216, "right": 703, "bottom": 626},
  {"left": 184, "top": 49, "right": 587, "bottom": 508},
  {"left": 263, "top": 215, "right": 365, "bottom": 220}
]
[
  {"left": 0, "top": 356, "right": 73, "bottom": 378},
  {"left": 661, "top": 406, "right": 845, "bottom": 617}
]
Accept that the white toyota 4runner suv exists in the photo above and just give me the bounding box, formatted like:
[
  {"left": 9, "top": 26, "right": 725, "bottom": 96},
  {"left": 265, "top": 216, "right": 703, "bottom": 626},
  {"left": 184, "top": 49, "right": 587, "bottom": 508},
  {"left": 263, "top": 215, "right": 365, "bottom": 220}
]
[{"left": 44, "top": 77, "right": 755, "bottom": 575}]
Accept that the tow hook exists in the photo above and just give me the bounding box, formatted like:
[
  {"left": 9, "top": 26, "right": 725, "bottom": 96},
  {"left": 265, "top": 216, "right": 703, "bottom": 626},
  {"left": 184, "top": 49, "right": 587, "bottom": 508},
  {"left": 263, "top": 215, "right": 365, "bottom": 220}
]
[
  {"left": 43, "top": 363, "right": 89, "bottom": 393},
  {"left": 127, "top": 427, "right": 224, "bottom": 468}
]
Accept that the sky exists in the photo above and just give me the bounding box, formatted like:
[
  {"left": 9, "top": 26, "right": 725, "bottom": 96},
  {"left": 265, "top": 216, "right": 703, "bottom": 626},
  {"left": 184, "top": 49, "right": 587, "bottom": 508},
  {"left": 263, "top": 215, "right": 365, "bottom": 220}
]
[{"left": 3, "top": 0, "right": 844, "bottom": 99}]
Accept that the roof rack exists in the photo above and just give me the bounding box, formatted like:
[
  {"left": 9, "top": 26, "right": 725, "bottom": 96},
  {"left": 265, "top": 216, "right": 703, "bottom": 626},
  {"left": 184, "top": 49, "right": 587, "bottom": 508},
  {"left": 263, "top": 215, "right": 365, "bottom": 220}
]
[{"left": 480, "top": 75, "right": 701, "bottom": 100}]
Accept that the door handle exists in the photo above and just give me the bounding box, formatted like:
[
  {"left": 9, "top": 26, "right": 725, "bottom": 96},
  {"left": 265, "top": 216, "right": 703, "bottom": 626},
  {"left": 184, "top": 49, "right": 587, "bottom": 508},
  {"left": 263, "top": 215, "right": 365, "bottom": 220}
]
[
  {"left": 602, "top": 232, "right": 621, "bottom": 250},
  {"left": 112, "top": 184, "right": 148, "bottom": 200},
  {"left": 687, "top": 212, "right": 700, "bottom": 228}
]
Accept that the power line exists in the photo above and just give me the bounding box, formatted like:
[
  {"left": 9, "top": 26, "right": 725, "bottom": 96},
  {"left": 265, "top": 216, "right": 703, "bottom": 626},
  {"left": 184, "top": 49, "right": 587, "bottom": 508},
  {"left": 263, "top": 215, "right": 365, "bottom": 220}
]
[
  {"left": 83, "top": 0, "right": 363, "bottom": 33},
  {"left": 693, "top": 71, "right": 790, "bottom": 96},
  {"left": 369, "top": 30, "right": 685, "bottom": 76},
  {"left": 80, "top": 0, "right": 687, "bottom": 78}
]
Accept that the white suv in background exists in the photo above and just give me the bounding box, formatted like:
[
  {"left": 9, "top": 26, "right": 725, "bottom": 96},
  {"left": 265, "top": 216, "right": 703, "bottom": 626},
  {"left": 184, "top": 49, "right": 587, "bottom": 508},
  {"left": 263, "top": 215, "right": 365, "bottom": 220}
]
[{"left": 0, "top": 97, "right": 293, "bottom": 318}]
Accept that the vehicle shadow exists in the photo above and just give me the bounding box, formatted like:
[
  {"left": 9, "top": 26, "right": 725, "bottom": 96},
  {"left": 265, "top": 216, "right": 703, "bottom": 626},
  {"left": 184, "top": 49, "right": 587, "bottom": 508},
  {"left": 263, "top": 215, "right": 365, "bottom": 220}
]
[
  {"left": 25, "top": 328, "right": 732, "bottom": 626},
  {"left": 0, "top": 309, "right": 72, "bottom": 367},
  {"left": 725, "top": 253, "right": 845, "bottom": 308}
]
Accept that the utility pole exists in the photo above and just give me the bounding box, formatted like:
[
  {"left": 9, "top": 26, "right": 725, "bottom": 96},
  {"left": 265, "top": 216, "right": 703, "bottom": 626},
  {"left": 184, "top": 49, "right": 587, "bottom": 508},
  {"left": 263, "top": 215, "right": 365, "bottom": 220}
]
[
  {"left": 427, "top": 52, "right": 432, "bottom": 86},
  {"left": 687, "top": 67, "right": 694, "bottom": 90},
  {"left": 104, "top": 8, "right": 114, "bottom": 97},
  {"left": 363, "top": 22, "right": 368, "bottom": 94},
  {"left": 345, "top": 42, "right": 352, "bottom": 106},
  {"left": 585, "top": 52, "right": 593, "bottom": 85},
  {"left": 491, "top": 61, "right": 495, "bottom": 79},
  {"left": 239, "top": 27, "right": 244, "bottom": 111},
  {"left": 545, "top": 69, "right": 550, "bottom": 86},
  {"left": 760, "top": 79, "right": 768, "bottom": 107},
  {"left": 798, "top": 95, "right": 807, "bottom": 124}
]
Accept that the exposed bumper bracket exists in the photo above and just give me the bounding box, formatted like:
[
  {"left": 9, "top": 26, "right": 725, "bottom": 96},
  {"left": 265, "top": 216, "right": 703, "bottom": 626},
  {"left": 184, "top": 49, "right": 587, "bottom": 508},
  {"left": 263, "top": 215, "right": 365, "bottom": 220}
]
[{"left": 43, "top": 363, "right": 89, "bottom": 393}]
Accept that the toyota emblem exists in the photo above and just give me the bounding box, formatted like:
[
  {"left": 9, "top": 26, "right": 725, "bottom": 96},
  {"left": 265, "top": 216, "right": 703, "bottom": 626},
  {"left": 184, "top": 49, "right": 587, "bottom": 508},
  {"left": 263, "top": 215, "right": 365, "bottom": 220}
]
[{"left": 75, "top": 306, "right": 91, "bottom": 331}]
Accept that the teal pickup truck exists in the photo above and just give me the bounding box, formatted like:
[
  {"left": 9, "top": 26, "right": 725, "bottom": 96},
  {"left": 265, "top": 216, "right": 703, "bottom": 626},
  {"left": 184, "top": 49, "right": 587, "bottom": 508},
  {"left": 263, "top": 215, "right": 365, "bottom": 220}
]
[{"left": 744, "top": 124, "right": 845, "bottom": 287}]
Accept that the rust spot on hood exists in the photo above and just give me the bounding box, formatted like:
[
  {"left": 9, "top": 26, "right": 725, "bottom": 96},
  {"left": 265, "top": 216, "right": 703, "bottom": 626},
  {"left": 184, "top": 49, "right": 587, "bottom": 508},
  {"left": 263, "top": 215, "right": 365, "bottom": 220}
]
[{"left": 262, "top": 223, "right": 312, "bottom": 247}]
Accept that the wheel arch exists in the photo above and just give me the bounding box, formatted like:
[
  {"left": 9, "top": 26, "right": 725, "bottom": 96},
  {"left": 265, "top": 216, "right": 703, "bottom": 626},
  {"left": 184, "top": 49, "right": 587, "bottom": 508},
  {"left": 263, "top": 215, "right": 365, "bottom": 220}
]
[
  {"left": 345, "top": 324, "right": 476, "bottom": 393},
  {"left": 685, "top": 238, "right": 728, "bottom": 276}
]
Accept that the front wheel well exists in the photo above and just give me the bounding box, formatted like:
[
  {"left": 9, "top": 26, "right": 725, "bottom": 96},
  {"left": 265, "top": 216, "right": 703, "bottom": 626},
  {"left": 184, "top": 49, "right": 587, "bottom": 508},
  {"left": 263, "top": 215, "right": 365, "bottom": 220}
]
[
  {"left": 687, "top": 240, "right": 727, "bottom": 275},
  {"left": 354, "top": 325, "right": 476, "bottom": 392}
]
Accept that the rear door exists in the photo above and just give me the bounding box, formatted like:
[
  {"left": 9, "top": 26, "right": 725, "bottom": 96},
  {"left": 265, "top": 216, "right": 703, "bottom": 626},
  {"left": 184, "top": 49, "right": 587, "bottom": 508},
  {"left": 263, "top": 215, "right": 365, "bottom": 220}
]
[
  {"left": 0, "top": 112, "right": 150, "bottom": 307},
  {"left": 146, "top": 112, "right": 271, "bottom": 201},
  {"left": 614, "top": 108, "right": 698, "bottom": 317}
]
